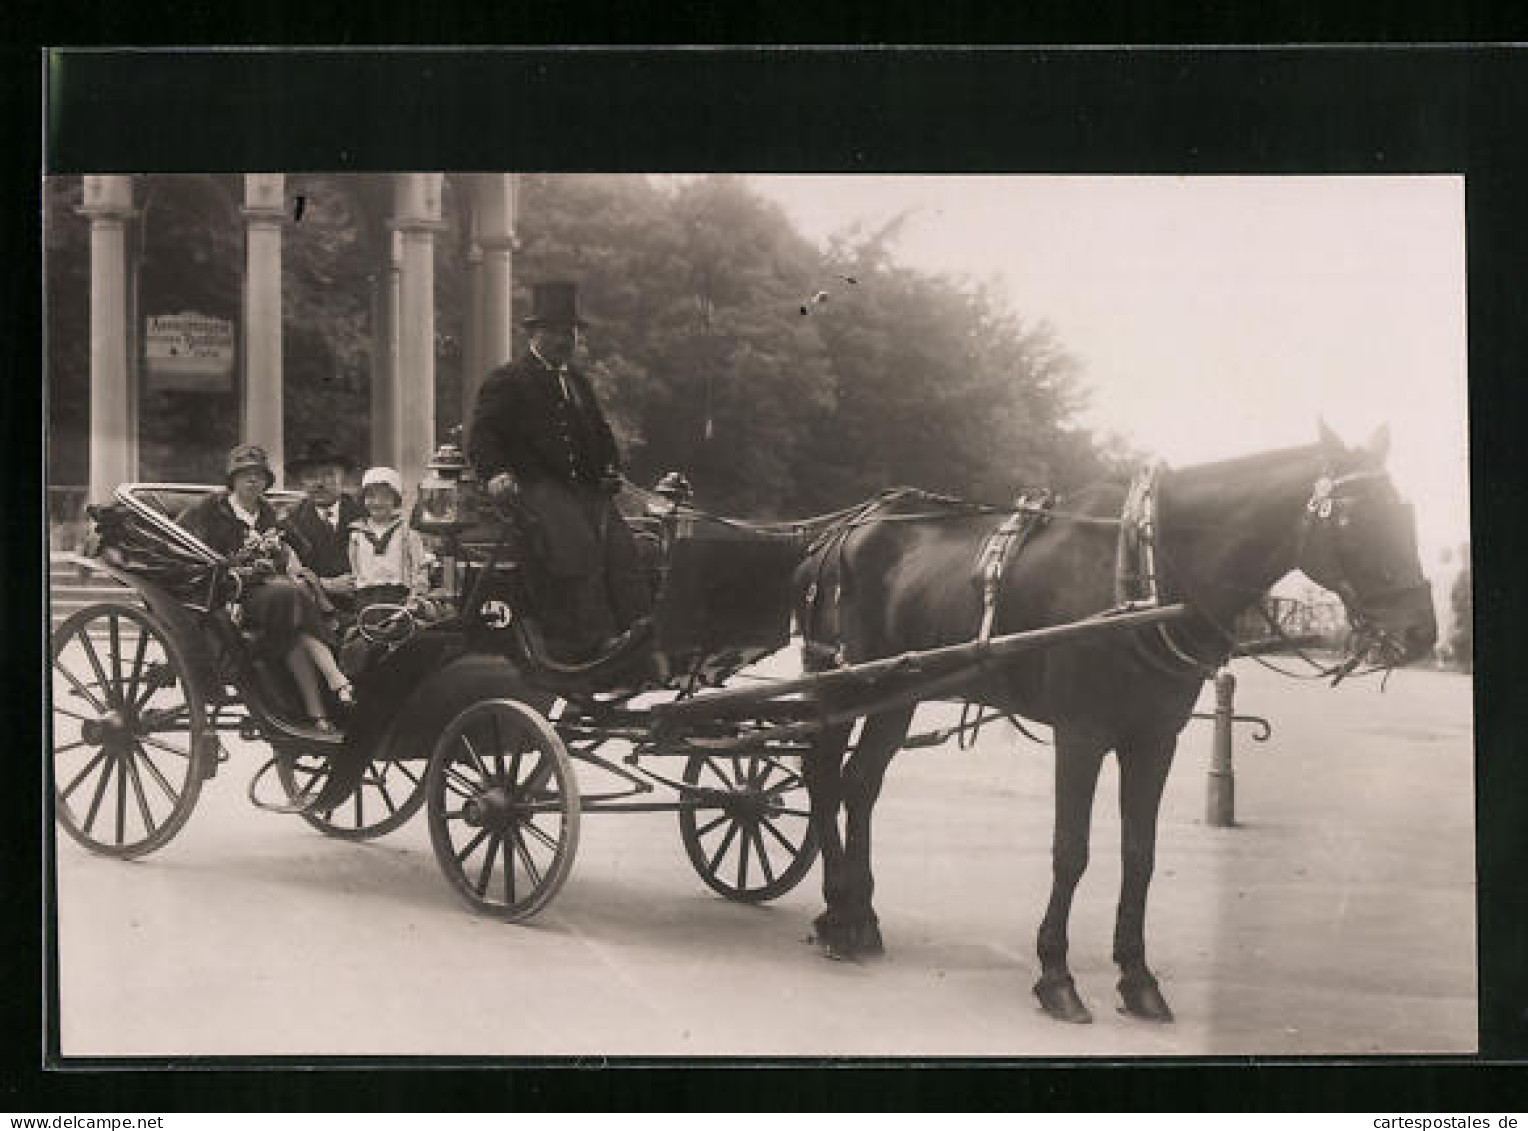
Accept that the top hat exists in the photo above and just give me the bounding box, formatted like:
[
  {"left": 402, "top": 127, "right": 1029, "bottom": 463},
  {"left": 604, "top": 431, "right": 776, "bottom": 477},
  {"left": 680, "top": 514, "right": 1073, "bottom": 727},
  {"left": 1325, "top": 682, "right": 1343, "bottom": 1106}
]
[
  {"left": 286, "top": 437, "right": 357, "bottom": 477},
  {"left": 522, "top": 281, "right": 587, "bottom": 329},
  {"left": 226, "top": 444, "right": 276, "bottom": 490}
]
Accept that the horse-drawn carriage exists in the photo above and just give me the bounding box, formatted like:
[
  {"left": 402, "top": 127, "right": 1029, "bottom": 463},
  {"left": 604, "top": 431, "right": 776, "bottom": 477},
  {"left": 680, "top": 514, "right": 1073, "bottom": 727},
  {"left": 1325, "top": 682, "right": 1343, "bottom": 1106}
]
[
  {"left": 50, "top": 461, "right": 827, "bottom": 918},
  {"left": 51, "top": 425, "right": 1437, "bottom": 1024}
]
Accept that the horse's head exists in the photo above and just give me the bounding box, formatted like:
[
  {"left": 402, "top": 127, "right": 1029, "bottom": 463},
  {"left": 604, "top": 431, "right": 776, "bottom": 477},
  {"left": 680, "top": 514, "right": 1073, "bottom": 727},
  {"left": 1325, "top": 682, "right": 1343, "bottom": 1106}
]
[{"left": 1295, "top": 423, "right": 1438, "bottom": 670}]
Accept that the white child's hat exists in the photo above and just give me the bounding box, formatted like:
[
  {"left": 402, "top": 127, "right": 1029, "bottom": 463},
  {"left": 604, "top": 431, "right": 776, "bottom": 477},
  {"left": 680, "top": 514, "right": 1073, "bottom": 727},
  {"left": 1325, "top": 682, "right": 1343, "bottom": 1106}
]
[{"left": 360, "top": 466, "right": 405, "bottom": 501}]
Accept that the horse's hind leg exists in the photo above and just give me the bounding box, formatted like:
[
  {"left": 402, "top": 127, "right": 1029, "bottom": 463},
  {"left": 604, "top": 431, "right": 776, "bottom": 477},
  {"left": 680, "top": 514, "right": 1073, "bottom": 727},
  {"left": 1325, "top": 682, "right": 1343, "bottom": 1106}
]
[
  {"left": 801, "top": 720, "right": 853, "bottom": 952},
  {"left": 1034, "top": 728, "right": 1109, "bottom": 1024},
  {"left": 1113, "top": 732, "right": 1178, "bottom": 1022}
]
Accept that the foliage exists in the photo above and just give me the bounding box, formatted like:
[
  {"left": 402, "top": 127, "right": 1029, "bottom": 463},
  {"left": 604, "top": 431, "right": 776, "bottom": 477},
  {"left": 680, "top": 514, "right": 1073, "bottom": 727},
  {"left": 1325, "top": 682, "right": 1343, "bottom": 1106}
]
[
  {"left": 1446, "top": 543, "right": 1472, "bottom": 671},
  {"left": 49, "top": 172, "right": 1130, "bottom": 520}
]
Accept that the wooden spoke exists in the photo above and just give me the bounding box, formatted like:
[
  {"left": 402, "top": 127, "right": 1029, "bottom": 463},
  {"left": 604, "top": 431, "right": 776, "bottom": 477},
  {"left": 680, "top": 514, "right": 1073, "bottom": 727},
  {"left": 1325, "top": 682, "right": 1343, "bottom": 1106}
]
[
  {"left": 123, "top": 748, "right": 157, "bottom": 839},
  {"left": 83, "top": 752, "right": 116, "bottom": 835},
  {"left": 54, "top": 658, "right": 107, "bottom": 714},
  {"left": 759, "top": 813, "right": 806, "bottom": 854},
  {"left": 750, "top": 826, "right": 776, "bottom": 885},
  {"left": 137, "top": 733, "right": 192, "bottom": 759},
  {"left": 443, "top": 764, "right": 481, "bottom": 798},
  {"left": 460, "top": 732, "right": 492, "bottom": 780},
  {"left": 475, "top": 835, "right": 501, "bottom": 897},
  {"left": 454, "top": 826, "right": 491, "bottom": 865},
  {"left": 707, "top": 819, "right": 741, "bottom": 875},
  {"left": 124, "top": 626, "right": 151, "bottom": 707},
  {"left": 520, "top": 817, "right": 559, "bottom": 853},
  {"left": 108, "top": 613, "right": 124, "bottom": 696},
  {"left": 76, "top": 631, "right": 116, "bottom": 708},
  {"left": 694, "top": 812, "right": 729, "bottom": 837},
  {"left": 735, "top": 824, "right": 751, "bottom": 890},
  {"left": 52, "top": 705, "right": 98, "bottom": 725},
  {"left": 114, "top": 746, "right": 129, "bottom": 844},
  {"left": 512, "top": 826, "right": 542, "bottom": 889},
  {"left": 60, "top": 749, "right": 109, "bottom": 803},
  {"left": 52, "top": 739, "right": 91, "bottom": 755},
  {"left": 131, "top": 741, "right": 181, "bottom": 805}
]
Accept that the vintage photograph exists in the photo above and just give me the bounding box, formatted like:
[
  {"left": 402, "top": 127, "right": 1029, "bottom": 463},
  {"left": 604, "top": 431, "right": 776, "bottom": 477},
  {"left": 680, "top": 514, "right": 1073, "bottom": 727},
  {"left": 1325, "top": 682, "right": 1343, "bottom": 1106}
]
[{"left": 45, "top": 167, "right": 1472, "bottom": 1058}]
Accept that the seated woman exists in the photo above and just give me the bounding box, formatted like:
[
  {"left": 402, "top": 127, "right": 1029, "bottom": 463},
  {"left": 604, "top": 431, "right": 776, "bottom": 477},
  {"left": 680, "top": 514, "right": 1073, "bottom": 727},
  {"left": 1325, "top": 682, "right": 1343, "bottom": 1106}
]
[{"left": 182, "top": 443, "right": 354, "bottom": 734}]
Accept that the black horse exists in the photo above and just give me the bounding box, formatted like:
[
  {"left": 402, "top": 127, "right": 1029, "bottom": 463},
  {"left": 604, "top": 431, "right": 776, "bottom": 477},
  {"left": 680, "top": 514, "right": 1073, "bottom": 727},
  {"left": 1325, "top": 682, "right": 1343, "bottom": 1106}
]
[{"left": 794, "top": 424, "right": 1438, "bottom": 1023}]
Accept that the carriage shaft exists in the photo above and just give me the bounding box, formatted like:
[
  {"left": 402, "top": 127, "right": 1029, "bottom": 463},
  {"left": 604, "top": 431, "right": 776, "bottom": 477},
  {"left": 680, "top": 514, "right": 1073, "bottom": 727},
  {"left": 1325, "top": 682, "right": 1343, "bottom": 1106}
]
[{"left": 652, "top": 602, "right": 1191, "bottom": 724}]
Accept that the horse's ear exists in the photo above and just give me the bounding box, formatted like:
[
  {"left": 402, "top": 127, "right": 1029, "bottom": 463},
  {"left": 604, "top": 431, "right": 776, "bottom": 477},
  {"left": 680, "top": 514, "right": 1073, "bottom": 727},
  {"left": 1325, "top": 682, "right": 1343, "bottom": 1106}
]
[
  {"left": 1317, "top": 417, "right": 1344, "bottom": 456},
  {"left": 1363, "top": 423, "right": 1391, "bottom": 465}
]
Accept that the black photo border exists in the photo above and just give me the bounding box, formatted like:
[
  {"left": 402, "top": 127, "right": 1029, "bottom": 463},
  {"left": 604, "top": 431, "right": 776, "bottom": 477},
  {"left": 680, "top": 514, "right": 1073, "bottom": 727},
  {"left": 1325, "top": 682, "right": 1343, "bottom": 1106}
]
[{"left": 9, "top": 44, "right": 1528, "bottom": 1111}]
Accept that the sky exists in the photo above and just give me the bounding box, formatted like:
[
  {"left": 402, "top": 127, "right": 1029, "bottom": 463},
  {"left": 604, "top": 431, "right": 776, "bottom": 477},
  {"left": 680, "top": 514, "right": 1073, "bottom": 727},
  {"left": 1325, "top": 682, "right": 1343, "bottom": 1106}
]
[{"left": 748, "top": 175, "right": 1470, "bottom": 574}]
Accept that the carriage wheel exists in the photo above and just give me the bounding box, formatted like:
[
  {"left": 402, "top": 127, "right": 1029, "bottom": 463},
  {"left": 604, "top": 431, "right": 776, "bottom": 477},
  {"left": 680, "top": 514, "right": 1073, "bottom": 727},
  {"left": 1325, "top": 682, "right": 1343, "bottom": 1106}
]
[
  {"left": 679, "top": 751, "right": 819, "bottom": 903},
  {"left": 50, "top": 603, "right": 209, "bottom": 858},
  {"left": 276, "top": 753, "right": 427, "bottom": 840},
  {"left": 426, "top": 698, "right": 580, "bottom": 922}
]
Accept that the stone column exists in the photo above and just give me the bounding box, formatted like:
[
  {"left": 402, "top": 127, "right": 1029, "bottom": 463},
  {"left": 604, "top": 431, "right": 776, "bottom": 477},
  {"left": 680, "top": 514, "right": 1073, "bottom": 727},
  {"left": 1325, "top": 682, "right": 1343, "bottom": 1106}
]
[
  {"left": 391, "top": 173, "right": 443, "bottom": 488},
  {"left": 371, "top": 231, "right": 402, "bottom": 470},
  {"left": 469, "top": 173, "right": 518, "bottom": 430},
  {"left": 463, "top": 212, "right": 484, "bottom": 430},
  {"left": 241, "top": 173, "right": 286, "bottom": 484},
  {"left": 80, "top": 176, "right": 137, "bottom": 505}
]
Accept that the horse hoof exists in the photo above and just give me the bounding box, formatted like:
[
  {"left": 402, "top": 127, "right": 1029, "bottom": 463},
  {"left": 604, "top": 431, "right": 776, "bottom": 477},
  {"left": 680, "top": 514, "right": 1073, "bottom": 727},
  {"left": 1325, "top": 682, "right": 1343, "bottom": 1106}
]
[
  {"left": 1117, "top": 976, "right": 1175, "bottom": 1023},
  {"left": 1034, "top": 976, "right": 1093, "bottom": 1024},
  {"left": 810, "top": 914, "right": 884, "bottom": 959}
]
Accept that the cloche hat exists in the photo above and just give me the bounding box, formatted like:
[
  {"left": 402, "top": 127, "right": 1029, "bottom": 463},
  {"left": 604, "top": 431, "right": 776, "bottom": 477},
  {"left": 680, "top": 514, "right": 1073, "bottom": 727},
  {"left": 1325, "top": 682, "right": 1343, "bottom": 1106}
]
[
  {"left": 225, "top": 444, "right": 275, "bottom": 490},
  {"left": 360, "top": 465, "right": 405, "bottom": 503}
]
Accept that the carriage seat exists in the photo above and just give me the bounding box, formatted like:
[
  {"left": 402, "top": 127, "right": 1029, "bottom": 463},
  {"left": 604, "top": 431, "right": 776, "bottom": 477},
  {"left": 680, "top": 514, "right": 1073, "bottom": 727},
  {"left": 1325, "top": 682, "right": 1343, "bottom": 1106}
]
[{"left": 122, "top": 484, "right": 306, "bottom": 542}]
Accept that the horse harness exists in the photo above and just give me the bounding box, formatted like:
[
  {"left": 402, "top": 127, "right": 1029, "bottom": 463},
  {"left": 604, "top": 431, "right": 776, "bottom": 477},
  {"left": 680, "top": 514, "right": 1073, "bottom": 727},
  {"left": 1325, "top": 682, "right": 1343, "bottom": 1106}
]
[{"left": 799, "top": 486, "right": 1056, "bottom": 667}]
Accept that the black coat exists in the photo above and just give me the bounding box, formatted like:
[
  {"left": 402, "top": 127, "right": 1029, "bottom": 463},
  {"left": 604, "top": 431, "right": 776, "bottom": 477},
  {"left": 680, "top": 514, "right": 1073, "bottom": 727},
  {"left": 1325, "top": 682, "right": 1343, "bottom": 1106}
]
[
  {"left": 469, "top": 353, "right": 619, "bottom": 489},
  {"left": 284, "top": 494, "right": 365, "bottom": 578},
  {"left": 181, "top": 490, "right": 281, "bottom": 558}
]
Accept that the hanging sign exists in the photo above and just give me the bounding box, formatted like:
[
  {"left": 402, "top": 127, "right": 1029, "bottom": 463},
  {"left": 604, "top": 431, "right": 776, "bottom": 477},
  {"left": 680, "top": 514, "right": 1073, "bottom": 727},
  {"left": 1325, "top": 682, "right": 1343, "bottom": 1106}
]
[{"left": 145, "top": 312, "right": 236, "bottom": 392}]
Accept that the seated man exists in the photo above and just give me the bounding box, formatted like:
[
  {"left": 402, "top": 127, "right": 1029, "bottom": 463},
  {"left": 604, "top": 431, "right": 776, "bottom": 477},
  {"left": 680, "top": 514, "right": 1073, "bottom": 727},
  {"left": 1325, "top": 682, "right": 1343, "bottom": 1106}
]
[
  {"left": 282, "top": 437, "right": 364, "bottom": 612},
  {"left": 468, "top": 281, "right": 652, "bottom": 660}
]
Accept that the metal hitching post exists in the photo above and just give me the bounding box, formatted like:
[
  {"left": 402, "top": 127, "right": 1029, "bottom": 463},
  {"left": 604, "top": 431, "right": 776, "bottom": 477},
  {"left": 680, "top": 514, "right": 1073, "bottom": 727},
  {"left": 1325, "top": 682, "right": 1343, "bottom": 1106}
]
[{"left": 1206, "top": 667, "right": 1236, "bottom": 827}]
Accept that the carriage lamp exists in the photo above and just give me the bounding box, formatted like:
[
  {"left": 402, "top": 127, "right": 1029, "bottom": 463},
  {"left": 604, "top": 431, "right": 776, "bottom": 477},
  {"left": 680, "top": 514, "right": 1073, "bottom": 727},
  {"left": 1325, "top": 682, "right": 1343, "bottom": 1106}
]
[
  {"left": 415, "top": 433, "right": 478, "bottom": 537},
  {"left": 415, "top": 432, "right": 482, "bottom": 599}
]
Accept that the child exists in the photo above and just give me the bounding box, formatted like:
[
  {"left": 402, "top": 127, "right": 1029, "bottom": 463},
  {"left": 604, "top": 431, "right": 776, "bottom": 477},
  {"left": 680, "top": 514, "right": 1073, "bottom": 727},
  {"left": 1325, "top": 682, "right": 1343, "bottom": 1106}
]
[
  {"left": 340, "top": 467, "right": 431, "bottom": 676},
  {"left": 349, "top": 466, "right": 430, "bottom": 610}
]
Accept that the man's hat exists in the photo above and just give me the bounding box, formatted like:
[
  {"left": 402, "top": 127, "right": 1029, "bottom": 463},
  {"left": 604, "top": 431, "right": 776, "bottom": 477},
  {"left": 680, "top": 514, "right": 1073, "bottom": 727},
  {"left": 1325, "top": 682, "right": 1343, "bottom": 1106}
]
[
  {"left": 522, "top": 281, "right": 587, "bottom": 329},
  {"left": 286, "top": 437, "right": 357, "bottom": 477},
  {"left": 226, "top": 444, "right": 275, "bottom": 490}
]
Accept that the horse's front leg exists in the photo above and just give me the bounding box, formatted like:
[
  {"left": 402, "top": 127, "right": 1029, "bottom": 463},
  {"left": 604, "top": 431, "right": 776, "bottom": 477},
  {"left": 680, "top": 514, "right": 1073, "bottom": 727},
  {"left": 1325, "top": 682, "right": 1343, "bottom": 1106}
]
[
  {"left": 1035, "top": 727, "right": 1109, "bottom": 1023},
  {"left": 801, "top": 720, "right": 852, "bottom": 951},
  {"left": 825, "top": 706, "right": 914, "bottom": 959},
  {"left": 1112, "top": 731, "right": 1179, "bottom": 1022}
]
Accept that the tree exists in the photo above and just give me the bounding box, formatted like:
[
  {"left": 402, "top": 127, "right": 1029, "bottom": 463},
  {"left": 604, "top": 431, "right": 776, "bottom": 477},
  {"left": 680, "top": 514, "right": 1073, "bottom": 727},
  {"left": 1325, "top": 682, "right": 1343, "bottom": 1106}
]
[
  {"left": 49, "top": 171, "right": 1131, "bottom": 525},
  {"left": 1447, "top": 543, "right": 1472, "bottom": 671}
]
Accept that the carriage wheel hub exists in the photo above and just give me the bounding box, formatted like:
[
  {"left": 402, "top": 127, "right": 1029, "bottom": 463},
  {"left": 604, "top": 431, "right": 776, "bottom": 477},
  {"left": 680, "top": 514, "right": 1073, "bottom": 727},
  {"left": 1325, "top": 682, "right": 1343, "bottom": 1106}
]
[
  {"left": 81, "top": 710, "right": 128, "bottom": 747},
  {"left": 463, "top": 785, "right": 514, "bottom": 830}
]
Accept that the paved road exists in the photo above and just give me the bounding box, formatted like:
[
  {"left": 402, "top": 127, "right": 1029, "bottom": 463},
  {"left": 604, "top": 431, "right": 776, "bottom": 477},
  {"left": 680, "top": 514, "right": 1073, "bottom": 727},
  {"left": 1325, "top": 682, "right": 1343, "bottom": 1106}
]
[{"left": 53, "top": 662, "right": 1475, "bottom": 1058}]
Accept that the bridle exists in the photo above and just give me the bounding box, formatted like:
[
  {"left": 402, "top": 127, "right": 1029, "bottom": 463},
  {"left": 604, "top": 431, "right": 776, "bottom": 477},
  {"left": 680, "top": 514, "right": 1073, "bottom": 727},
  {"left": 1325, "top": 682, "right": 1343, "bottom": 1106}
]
[
  {"left": 1133, "top": 464, "right": 1429, "bottom": 684},
  {"left": 1287, "top": 469, "right": 1432, "bottom": 679}
]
